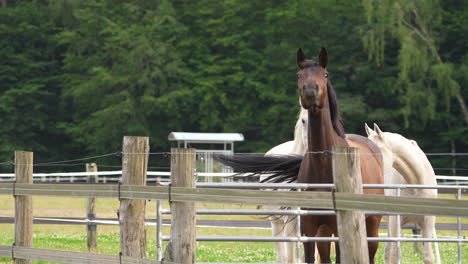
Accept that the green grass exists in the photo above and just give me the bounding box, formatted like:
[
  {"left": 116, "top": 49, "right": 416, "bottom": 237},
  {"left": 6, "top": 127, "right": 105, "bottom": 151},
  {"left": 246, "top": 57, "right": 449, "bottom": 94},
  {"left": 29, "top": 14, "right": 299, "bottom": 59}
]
[
  {"left": 0, "top": 195, "right": 467, "bottom": 263},
  {"left": 0, "top": 228, "right": 467, "bottom": 263}
]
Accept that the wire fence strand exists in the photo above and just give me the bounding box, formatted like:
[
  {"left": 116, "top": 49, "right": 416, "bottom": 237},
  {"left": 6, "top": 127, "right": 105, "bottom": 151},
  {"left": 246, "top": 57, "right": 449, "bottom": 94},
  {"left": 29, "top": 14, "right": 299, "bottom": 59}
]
[{"left": 0, "top": 150, "right": 466, "bottom": 169}]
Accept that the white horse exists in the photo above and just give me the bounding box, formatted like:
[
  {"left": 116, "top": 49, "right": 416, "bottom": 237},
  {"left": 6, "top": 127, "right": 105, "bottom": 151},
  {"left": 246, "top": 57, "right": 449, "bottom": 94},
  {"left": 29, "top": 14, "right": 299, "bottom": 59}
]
[
  {"left": 263, "top": 108, "right": 307, "bottom": 263},
  {"left": 365, "top": 123, "right": 440, "bottom": 264}
]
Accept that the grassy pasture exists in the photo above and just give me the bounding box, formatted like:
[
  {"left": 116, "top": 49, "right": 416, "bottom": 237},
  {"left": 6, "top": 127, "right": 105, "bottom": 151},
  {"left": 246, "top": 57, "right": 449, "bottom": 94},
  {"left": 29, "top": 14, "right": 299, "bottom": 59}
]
[{"left": 0, "top": 195, "right": 467, "bottom": 263}]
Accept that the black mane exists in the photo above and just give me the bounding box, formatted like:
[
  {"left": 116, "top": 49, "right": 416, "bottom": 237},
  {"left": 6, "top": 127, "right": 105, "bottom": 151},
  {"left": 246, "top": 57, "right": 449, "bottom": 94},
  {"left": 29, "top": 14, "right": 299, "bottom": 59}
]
[{"left": 327, "top": 79, "right": 345, "bottom": 137}]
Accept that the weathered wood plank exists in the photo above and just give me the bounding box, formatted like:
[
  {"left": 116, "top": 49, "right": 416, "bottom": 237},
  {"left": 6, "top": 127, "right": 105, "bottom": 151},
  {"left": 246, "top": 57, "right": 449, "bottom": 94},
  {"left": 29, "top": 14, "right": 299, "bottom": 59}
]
[
  {"left": 14, "top": 151, "right": 33, "bottom": 264},
  {"left": 0, "top": 245, "right": 171, "bottom": 264},
  {"left": 165, "top": 148, "right": 196, "bottom": 264},
  {"left": 170, "top": 187, "right": 334, "bottom": 208},
  {"left": 334, "top": 193, "right": 468, "bottom": 217},
  {"left": 119, "top": 136, "right": 149, "bottom": 258},
  {"left": 332, "top": 146, "right": 369, "bottom": 264},
  {"left": 0, "top": 183, "right": 14, "bottom": 195},
  {"left": 86, "top": 163, "right": 98, "bottom": 253},
  {"left": 12, "top": 184, "right": 117, "bottom": 198},
  {"left": 0, "top": 245, "right": 11, "bottom": 258},
  {"left": 1, "top": 184, "right": 467, "bottom": 217}
]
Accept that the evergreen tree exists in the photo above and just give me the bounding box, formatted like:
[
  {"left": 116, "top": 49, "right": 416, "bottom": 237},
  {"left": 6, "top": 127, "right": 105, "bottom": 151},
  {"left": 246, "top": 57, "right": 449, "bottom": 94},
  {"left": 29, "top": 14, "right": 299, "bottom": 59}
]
[
  {"left": 59, "top": 0, "right": 188, "bottom": 154},
  {"left": 0, "top": 1, "right": 65, "bottom": 165}
]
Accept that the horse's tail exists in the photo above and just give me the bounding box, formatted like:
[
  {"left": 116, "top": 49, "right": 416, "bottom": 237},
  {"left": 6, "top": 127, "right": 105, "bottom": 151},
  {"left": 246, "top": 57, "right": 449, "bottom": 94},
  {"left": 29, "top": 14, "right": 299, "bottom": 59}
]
[{"left": 213, "top": 153, "right": 302, "bottom": 183}]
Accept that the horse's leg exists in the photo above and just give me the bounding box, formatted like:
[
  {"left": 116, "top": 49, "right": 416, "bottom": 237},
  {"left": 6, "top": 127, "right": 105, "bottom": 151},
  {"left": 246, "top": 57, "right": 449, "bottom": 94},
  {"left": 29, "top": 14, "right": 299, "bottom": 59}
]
[
  {"left": 422, "top": 216, "right": 435, "bottom": 264},
  {"left": 385, "top": 215, "right": 398, "bottom": 264},
  {"left": 301, "top": 215, "right": 319, "bottom": 263},
  {"left": 366, "top": 215, "right": 382, "bottom": 264},
  {"left": 433, "top": 226, "right": 441, "bottom": 264},
  {"left": 270, "top": 214, "right": 288, "bottom": 263},
  {"left": 284, "top": 214, "right": 298, "bottom": 263},
  {"left": 316, "top": 225, "right": 333, "bottom": 264},
  {"left": 335, "top": 238, "right": 340, "bottom": 264},
  {"left": 412, "top": 226, "right": 422, "bottom": 255},
  {"left": 333, "top": 228, "right": 340, "bottom": 264}
]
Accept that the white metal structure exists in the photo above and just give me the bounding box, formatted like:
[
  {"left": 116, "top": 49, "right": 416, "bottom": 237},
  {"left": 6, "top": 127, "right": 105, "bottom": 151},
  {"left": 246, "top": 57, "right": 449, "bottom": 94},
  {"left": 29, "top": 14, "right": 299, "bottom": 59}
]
[{"left": 168, "top": 132, "right": 244, "bottom": 174}]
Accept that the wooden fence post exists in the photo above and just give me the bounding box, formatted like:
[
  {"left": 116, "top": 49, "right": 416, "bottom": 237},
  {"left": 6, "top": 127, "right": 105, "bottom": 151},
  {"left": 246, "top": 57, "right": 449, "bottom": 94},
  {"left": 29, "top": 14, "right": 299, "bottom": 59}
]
[
  {"left": 14, "top": 151, "right": 33, "bottom": 264},
  {"left": 86, "top": 163, "right": 98, "bottom": 253},
  {"left": 165, "top": 148, "right": 196, "bottom": 264},
  {"left": 119, "top": 136, "right": 149, "bottom": 258},
  {"left": 332, "top": 146, "right": 369, "bottom": 264}
]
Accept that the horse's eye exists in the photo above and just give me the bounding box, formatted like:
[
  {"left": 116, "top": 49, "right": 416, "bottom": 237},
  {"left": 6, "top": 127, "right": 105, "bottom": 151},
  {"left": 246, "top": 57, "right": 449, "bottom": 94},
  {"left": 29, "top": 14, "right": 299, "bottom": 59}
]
[
  {"left": 324, "top": 73, "right": 329, "bottom": 78},
  {"left": 297, "top": 74, "right": 301, "bottom": 79}
]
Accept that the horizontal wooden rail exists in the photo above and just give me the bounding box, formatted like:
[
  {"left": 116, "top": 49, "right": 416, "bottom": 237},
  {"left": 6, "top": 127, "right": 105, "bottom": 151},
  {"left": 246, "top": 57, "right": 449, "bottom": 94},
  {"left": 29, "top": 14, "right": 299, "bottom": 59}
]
[
  {"left": 0, "top": 245, "right": 174, "bottom": 264},
  {"left": 1, "top": 183, "right": 468, "bottom": 217}
]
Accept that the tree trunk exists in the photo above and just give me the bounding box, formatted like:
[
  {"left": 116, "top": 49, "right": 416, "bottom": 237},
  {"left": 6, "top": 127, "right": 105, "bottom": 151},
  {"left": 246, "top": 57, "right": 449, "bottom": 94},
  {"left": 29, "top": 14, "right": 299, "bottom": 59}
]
[
  {"left": 451, "top": 140, "right": 456, "bottom": 176},
  {"left": 455, "top": 93, "right": 468, "bottom": 125}
]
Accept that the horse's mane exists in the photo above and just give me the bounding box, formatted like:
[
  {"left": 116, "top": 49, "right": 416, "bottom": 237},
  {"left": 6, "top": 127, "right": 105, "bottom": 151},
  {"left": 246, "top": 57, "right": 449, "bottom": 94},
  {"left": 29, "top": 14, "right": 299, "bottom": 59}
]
[{"left": 327, "top": 78, "right": 345, "bottom": 138}]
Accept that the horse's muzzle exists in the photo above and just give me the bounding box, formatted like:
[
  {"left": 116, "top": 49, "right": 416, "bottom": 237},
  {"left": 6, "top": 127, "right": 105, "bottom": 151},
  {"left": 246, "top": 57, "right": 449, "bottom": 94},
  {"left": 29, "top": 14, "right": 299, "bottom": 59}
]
[{"left": 302, "top": 84, "right": 318, "bottom": 98}]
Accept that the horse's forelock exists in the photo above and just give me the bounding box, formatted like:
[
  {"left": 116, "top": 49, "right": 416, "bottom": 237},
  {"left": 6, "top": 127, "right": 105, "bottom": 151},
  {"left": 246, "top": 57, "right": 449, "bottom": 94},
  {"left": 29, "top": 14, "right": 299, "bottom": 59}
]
[
  {"left": 300, "top": 59, "right": 319, "bottom": 69},
  {"left": 327, "top": 80, "right": 345, "bottom": 138}
]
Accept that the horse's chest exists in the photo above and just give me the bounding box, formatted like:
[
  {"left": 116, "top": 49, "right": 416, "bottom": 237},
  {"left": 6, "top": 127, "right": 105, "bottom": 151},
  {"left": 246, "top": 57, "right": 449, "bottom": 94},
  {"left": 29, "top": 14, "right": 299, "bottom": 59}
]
[{"left": 297, "top": 155, "right": 333, "bottom": 184}]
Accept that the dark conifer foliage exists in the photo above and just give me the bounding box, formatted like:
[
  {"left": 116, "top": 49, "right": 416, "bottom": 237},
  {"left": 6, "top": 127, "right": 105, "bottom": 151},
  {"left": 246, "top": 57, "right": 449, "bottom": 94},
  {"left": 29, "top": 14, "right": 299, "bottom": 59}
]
[{"left": 0, "top": 0, "right": 466, "bottom": 173}]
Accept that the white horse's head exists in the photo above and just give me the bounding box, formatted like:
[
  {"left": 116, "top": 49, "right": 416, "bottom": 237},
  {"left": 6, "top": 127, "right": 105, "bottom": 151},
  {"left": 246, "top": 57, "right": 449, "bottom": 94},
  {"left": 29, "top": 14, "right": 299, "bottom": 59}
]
[
  {"left": 365, "top": 123, "right": 435, "bottom": 185},
  {"left": 294, "top": 108, "right": 308, "bottom": 153},
  {"left": 365, "top": 123, "right": 394, "bottom": 174}
]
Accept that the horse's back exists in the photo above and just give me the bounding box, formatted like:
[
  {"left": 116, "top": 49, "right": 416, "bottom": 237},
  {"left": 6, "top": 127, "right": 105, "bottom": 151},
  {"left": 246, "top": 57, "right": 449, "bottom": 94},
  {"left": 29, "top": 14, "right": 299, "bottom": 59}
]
[
  {"left": 266, "top": 141, "right": 295, "bottom": 156},
  {"left": 346, "top": 134, "right": 384, "bottom": 194}
]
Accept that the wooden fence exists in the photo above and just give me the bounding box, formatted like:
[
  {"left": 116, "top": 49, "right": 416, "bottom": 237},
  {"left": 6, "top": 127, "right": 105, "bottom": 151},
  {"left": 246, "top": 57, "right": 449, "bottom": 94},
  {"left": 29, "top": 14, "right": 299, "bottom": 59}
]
[
  {"left": 2, "top": 183, "right": 466, "bottom": 216},
  {"left": 1, "top": 136, "right": 468, "bottom": 264}
]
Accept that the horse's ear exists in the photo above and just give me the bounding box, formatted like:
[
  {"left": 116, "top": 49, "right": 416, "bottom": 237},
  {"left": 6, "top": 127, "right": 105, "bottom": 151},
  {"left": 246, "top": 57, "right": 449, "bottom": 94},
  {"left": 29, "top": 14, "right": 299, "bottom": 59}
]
[
  {"left": 365, "top": 123, "right": 374, "bottom": 137},
  {"left": 297, "top": 48, "right": 306, "bottom": 69},
  {"left": 374, "top": 123, "right": 384, "bottom": 138},
  {"left": 318, "top": 47, "right": 328, "bottom": 69}
]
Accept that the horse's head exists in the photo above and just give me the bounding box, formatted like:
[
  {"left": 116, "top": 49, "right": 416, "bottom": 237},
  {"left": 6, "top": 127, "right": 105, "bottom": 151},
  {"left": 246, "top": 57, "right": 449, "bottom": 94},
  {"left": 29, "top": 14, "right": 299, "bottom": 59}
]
[
  {"left": 294, "top": 108, "right": 308, "bottom": 151},
  {"left": 297, "top": 48, "right": 345, "bottom": 137},
  {"left": 297, "top": 48, "right": 329, "bottom": 113},
  {"left": 366, "top": 123, "right": 436, "bottom": 185},
  {"left": 365, "top": 123, "right": 395, "bottom": 174}
]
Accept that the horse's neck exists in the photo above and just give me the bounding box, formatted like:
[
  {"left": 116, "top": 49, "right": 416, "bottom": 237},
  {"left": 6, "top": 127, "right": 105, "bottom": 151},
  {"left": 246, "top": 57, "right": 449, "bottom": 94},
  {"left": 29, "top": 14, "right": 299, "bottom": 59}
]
[
  {"left": 390, "top": 142, "right": 436, "bottom": 185},
  {"left": 307, "top": 108, "right": 346, "bottom": 151},
  {"left": 300, "top": 107, "right": 347, "bottom": 183}
]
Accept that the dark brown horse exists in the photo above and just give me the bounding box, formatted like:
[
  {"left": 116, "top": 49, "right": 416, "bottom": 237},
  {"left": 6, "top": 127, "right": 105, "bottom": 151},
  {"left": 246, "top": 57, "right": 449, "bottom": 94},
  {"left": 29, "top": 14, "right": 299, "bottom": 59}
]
[{"left": 297, "top": 47, "right": 383, "bottom": 263}]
